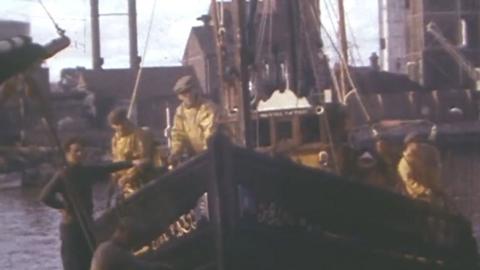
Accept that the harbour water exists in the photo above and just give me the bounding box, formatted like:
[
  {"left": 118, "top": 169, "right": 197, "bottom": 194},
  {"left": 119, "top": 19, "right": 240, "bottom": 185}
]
[{"left": 0, "top": 187, "right": 61, "bottom": 270}]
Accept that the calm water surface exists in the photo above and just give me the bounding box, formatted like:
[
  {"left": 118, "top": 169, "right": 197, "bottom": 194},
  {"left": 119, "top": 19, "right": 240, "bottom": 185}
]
[{"left": 0, "top": 187, "right": 61, "bottom": 270}]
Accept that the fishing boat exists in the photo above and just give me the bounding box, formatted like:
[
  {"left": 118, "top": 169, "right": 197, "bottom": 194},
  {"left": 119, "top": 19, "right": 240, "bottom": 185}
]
[
  {"left": 87, "top": 1, "right": 480, "bottom": 269},
  {"left": 3, "top": 0, "right": 479, "bottom": 268},
  {"left": 92, "top": 133, "right": 479, "bottom": 269},
  {"left": 0, "top": 30, "right": 70, "bottom": 185}
]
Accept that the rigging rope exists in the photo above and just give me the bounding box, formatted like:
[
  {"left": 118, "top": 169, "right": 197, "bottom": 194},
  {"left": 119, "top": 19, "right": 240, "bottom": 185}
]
[
  {"left": 304, "top": 2, "right": 342, "bottom": 101},
  {"left": 23, "top": 74, "right": 97, "bottom": 252},
  {"left": 320, "top": 109, "right": 340, "bottom": 174},
  {"left": 310, "top": 1, "right": 370, "bottom": 100},
  {"left": 319, "top": 18, "right": 371, "bottom": 122},
  {"left": 37, "top": 0, "right": 65, "bottom": 35},
  {"left": 33, "top": 0, "right": 101, "bottom": 252},
  {"left": 298, "top": 1, "right": 323, "bottom": 93},
  {"left": 267, "top": 0, "right": 273, "bottom": 58},
  {"left": 323, "top": 0, "right": 363, "bottom": 66},
  {"left": 127, "top": 0, "right": 158, "bottom": 119},
  {"left": 322, "top": 0, "right": 339, "bottom": 46},
  {"left": 345, "top": 18, "right": 364, "bottom": 66},
  {"left": 254, "top": 0, "right": 270, "bottom": 62},
  {"left": 343, "top": 3, "right": 364, "bottom": 66},
  {"left": 210, "top": 0, "right": 228, "bottom": 112},
  {"left": 304, "top": 1, "right": 342, "bottom": 100},
  {"left": 297, "top": 1, "right": 340, "bottom": 172},
  {"left": 322, "top": 0, "right": 373, "bottom": 120}
]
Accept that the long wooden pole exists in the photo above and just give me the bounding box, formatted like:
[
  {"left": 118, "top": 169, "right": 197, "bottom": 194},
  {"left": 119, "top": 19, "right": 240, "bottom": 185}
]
[
  {"left": 210, "top": 0, "right": 226, "bottom": 108},
  {"left": 90, "top": 0, "right": 102, "bottom": 70},
  {"left": 27, "top": 76, "right": 97, "bottom": 253},
  {"left": 287, "top": 0, "right": 300, "bottom": 92},
  {"left": 232, "top": 0, "right": 253, "bottom": 148},
  {"left": 338, "top": 0, "right": 349, "bottom": 102},
  {"left": 128, "top": 0, "right": 139, "bottom": 69}
]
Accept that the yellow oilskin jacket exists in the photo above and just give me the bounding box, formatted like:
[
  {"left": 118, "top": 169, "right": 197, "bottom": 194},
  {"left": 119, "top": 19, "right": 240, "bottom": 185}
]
[
  {"left": 397, "top": 142, "right": 441, "bottom": 202},
  {"left": 111, "top": 126, "right": 153, "bottom": 197},
  {"left": 171, "top": 97, "right": 219, "bottom": 157}
]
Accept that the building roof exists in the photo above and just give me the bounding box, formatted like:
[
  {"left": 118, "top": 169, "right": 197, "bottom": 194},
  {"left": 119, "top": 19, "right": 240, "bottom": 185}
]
[
  {"left": 81, "top": 66, "right": 194, "bottom": 99},
  {"left": 182, "top": 26, "right": 216, "bottom": 63},
  {"left": 349, "top": 67, "right": 426, "bottom": 94}
]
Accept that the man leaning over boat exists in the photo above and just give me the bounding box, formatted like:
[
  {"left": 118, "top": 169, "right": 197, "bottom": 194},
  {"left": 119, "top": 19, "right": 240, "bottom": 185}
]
[
  {"left": 150, "top": 75, "right": 222, "bottom": 245},
  {"left": 168, "top": 75, "right": 220, "bottom": 166},
  {"left": 90, "top": 218, "right": 171, "bottom": 270}
]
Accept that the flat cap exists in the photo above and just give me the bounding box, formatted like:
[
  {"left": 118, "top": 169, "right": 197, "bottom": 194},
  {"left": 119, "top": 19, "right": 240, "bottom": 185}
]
[{"left": 173, "top": 75, "right": 195, "bottom": 94}]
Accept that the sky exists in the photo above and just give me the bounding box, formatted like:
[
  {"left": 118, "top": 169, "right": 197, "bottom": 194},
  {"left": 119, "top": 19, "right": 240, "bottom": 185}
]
[{"left": 1, "top": 0, "right": 379, "bottom": 81}]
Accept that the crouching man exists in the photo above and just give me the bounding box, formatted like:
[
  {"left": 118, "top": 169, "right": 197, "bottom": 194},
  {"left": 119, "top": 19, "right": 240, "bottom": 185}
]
[{"left": 90, "top": 218, "right": 172, "bottom": 270}]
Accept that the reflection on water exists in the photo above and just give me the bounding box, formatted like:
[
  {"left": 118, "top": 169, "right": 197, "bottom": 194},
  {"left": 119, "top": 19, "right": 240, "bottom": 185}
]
[{"left": 0, "top": 188, "right": 61, "bottom": 270}]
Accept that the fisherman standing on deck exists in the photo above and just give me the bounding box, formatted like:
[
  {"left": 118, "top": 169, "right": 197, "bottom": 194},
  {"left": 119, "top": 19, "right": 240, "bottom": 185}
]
[
  {"left": 109, "top": 108, "right": 153, "bottom": 198},
  {"left": 166, "top": 75, "right": 220, "bottom": 233},
  {"left": 168, "top": 75, "right": 219, "bottom": 165},
  {"left": 397, "top": 132, "right": 451, "bottom": 208},
  {"left": 39, "top": 137, "right": 145, "bottom": 270}
]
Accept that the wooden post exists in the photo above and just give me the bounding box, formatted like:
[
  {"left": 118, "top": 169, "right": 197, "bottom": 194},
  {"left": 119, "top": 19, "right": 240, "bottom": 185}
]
[
  {"left": 338, "top": 0, "right": 349, "bottom": 102},
  {"left": 90, "top": 0, "right": 102, "bottom": 69},
  {"left": 232, "top": 0, "right": 254, "bottom": 148},
  {"left": 207, "top": 133, "right": 237, "bottom": 270},
  {"left": 128, "top": 0, "right": 140, "bottom": 69},
  {"left": 211, "top": 0, "right": 226, "bottom": 108}
]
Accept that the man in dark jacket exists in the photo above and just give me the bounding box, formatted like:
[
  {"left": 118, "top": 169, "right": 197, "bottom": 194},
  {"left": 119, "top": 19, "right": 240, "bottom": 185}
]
[
  {"left": 90, "top": 218, "right": 171, "bottom": 270},
  {"left": 39, "top": 137, "right": 144, "bottom": 270}
]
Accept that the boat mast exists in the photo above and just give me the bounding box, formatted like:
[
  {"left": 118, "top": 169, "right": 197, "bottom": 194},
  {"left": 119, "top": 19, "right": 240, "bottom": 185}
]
[
  {"left": 232, "top": 0, "right": 254, "bottom": 148},
  {"left": 338, "top": 0, "right": 349, "bottom": 102},
  {"left": 210, "top": 0, "right": 226, "bottom": 110}
]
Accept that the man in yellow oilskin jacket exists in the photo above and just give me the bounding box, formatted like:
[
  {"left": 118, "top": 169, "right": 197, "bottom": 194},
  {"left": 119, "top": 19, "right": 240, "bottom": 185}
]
[
  {"left": 397, "top": 132, "right": 450, "bottom": 208},
  {"left": 167, "top": 75, "right": 220, "bottom": 233},
  {"left": 109, "top": 108, "right": 153, "bottom": 198},
  {"left": 168, "top": 75, "right": 219, "bottom": 165}
]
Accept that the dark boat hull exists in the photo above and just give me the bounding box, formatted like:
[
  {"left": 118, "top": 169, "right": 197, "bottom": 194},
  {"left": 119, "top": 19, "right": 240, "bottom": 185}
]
[{"left": 94, "top": 134, "right": 479, "bottom": 269}]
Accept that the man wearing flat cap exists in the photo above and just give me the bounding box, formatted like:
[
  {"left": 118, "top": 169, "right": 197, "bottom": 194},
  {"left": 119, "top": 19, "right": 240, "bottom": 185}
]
[{"left": 168, "top": 75, "right": 219, "bottom": 165}]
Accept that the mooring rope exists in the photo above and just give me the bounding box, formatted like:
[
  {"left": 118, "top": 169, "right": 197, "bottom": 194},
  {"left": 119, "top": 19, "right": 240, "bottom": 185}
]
[{"left": 127, "top": 0, "right": 158, "bottom": 119}]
